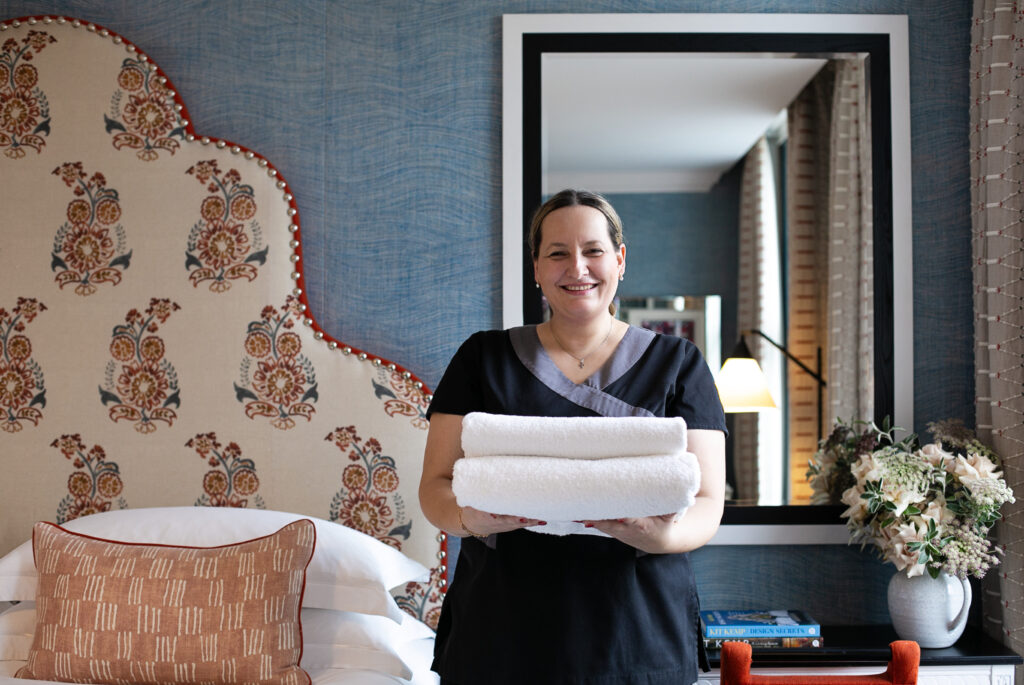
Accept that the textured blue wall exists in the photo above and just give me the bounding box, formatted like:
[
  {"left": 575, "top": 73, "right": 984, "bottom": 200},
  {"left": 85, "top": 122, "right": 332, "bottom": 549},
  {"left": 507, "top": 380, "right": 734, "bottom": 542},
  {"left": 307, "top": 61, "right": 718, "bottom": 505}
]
[{"left": 0, "top": 0, "right": 973, "bottom": 623}]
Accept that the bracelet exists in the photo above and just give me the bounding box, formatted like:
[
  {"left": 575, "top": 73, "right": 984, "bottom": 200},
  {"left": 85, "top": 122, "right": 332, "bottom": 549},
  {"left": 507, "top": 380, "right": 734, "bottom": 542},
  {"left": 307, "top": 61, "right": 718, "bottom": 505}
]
[{"left": 457, "top": 506, "right": 487, "bottom": 539}]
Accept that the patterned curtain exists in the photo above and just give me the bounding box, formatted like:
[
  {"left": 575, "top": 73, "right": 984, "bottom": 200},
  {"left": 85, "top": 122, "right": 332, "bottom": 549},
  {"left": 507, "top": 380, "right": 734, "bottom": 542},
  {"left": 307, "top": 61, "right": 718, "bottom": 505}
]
[
  {"left": 734, "top": 138, "right": 768, "bottom": 503},
  {"left": 786, "top": 63, "right": 834, "bottom": 504},
  {"left": 827, "top": 57, "right": 874, "bottom": 428},
  {"left": 971, "top": 0, "right": 1024, "bottom": 666}
]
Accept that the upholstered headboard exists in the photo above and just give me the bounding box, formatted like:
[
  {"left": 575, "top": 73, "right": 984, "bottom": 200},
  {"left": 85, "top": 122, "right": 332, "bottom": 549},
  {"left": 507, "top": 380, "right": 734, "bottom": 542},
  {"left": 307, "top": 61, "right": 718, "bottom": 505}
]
[{"left": 0, "top": 15, "right": 444, "bottom": 627}]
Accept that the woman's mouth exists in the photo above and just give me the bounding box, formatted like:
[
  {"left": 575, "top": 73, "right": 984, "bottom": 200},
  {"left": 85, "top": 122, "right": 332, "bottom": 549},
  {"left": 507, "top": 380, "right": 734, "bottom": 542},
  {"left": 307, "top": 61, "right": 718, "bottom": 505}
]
[{"left": 561, "top": 283, "right": 598, "bottom": 293}]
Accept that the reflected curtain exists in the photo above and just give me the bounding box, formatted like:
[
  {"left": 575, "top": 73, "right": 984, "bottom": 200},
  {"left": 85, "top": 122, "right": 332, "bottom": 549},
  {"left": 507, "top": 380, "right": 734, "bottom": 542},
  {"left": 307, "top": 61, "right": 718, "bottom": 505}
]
[
  {"left": 971, "top": 0, "right": 1024, "bottom": 665},
  {"left": 783, "top": 58, "right": 872, "bottom": 504},
  {"left": 827, "top": 58, "right": 874, "bottom": 427},
  {"left": 786, "top": 63, "right": 834, "bottom": 504},
  {"left": 734, "top": 137, "right": 769, "bottom": 503}
]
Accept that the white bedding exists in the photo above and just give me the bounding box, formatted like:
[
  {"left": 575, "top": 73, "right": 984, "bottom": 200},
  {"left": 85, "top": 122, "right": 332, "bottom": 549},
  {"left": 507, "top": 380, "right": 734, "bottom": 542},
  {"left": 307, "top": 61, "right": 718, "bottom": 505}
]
[{"left": 0, "top": 637, "right": 439, "bottom": 685}]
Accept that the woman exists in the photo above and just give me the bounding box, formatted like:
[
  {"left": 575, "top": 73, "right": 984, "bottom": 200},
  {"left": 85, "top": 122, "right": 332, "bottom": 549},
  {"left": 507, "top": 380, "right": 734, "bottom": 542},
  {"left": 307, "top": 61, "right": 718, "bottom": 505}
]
[{"left": 419, "top": 189, "right": 727, "bottom": 685}]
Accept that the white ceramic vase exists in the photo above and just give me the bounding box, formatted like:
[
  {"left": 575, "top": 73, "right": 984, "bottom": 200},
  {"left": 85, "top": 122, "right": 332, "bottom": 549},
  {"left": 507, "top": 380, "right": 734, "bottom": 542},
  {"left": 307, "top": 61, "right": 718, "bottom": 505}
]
[{"left": 887, "top": 570, "right": 972, "bottom": 648}]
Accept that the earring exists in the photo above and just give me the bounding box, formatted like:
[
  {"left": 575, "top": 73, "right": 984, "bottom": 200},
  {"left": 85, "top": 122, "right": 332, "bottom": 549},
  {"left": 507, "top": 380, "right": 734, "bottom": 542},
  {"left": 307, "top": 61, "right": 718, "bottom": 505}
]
[
  {"left": 619, "top": 274, "right": 624, "bottom": 282},
  {"left": 535, "top": 282, "right": 540, "bottom": 289}
]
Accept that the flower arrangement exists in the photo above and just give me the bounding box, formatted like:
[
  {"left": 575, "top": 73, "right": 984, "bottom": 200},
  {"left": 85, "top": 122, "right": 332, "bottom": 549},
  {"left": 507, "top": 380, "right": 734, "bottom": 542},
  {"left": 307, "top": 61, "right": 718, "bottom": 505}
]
[
  {"left": 810, "top": 418, "right": 1014, "bottom": 579},
  {"left": 807, "top": 417, "right": 897, "bottom": 506}
]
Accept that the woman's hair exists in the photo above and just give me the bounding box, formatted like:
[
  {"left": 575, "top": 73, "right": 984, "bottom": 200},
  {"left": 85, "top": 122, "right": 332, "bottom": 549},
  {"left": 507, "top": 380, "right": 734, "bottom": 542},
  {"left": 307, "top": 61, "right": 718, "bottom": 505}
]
[{"left": 527, "top": 189, "right": 624, "bottom": 259}]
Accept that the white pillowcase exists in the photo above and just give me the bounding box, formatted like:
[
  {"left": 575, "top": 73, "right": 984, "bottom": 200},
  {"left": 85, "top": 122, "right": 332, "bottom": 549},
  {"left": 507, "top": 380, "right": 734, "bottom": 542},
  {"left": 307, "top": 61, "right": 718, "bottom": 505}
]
[
  {"left": 0, "top": 603, "right": 434, "bottom": 681},
  {"left": 0, "top": 602, "right": 32, "bottom": 661},
  {"left": 0, "top": 507, "right": 428, "bottom": 622}
]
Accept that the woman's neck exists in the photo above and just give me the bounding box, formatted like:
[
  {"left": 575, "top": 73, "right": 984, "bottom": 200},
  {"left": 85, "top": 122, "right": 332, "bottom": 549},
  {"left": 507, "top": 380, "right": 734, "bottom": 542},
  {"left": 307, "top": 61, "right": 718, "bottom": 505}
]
[{"left": 545, "top": 314, "right": 616, "bottom": 360}]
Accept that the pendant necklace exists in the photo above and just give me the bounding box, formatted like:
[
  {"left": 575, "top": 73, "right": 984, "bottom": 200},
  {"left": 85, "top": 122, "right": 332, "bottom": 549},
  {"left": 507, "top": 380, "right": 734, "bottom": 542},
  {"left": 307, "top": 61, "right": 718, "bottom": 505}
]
[{"left": 550, "top": 317, "right": 614, "bottom": 369}]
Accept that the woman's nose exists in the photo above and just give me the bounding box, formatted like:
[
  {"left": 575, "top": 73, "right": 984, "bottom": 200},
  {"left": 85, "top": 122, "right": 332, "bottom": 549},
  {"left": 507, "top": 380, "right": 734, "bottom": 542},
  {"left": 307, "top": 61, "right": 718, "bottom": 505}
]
[{"left": 567, "top": 253, "right": 587, "bottom": 277}]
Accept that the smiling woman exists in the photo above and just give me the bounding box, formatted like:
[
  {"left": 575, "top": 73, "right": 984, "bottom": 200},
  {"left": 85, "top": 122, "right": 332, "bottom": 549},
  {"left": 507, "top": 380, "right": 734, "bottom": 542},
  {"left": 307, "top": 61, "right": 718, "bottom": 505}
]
[{"left": 418, "top": 188, "right": 728, "bottom": 683}]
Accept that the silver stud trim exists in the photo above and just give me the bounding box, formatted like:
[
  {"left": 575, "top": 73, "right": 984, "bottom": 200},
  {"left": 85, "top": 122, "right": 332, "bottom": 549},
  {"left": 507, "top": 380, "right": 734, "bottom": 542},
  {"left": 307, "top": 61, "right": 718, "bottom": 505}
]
[
  {"left": 303, "top": 318, "right": 313, "bottom": 327},
  {"left": 342, "top": 347, "right": 352, "bottom": 355},
  {"left": 358, "top": 353, "right": 368, "bottom": 361},
  {"left": 289, "top": 253, "right": 300, "bottom": 263},
  {"left": 288, "top": 224, "right": 299, "bottom": 233},
  {"left": 289, "top": 240, "right": 299, "bottom": 248},
  {"left": 328, "top": 341, "right": 338, "bottom": 350},
  {"left": 314, "top": 331, "right": 324, "bottom": 340},
  {"left": 373, "top": 358, "right": 382, "bottom": 366},
  {"left": 290, "top": 271, "right": 300, "bottom": 280}
]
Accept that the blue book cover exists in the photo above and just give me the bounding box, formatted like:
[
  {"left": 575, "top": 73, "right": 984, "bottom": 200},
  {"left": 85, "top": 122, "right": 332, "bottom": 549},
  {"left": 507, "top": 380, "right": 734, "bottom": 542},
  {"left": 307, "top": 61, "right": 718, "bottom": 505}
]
[{"left": 700, "top": 610, "right": 821, "bottom": 638}]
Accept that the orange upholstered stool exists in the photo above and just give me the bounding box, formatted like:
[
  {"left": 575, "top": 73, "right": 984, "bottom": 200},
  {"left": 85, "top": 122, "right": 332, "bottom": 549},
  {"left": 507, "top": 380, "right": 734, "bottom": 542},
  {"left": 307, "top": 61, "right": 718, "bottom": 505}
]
[{"left": 719, "top": 640, "right": 920, "bottom": 685}]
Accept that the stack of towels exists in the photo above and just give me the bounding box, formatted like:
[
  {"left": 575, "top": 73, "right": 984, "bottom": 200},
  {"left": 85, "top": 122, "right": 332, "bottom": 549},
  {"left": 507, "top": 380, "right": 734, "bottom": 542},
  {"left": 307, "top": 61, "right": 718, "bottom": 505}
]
[{"left": 452, "top": 412, "right": 701, "bottom": 536}]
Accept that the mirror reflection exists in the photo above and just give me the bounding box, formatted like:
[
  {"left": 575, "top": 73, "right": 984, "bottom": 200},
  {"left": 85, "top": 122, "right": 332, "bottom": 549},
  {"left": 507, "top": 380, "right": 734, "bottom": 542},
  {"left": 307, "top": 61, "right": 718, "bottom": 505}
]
[{"left": 536, "top": 50, "right": 881, "bottom": 506}]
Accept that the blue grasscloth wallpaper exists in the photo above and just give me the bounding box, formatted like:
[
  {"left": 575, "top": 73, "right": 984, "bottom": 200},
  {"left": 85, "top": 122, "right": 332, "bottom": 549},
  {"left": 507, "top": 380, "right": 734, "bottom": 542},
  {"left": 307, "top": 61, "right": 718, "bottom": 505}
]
[{"left": 0, "top": 0, "right": 972, "bottom": 623}]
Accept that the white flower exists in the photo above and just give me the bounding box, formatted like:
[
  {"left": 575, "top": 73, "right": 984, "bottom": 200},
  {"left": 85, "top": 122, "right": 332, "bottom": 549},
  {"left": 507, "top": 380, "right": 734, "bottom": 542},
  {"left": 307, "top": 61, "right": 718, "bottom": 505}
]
[
  {"left": 949, "top": 452, "right": 1001, "bottom": 480},
  {"left": 885, "top": 523, "right": 927, "bottom": 577},
  {"left": 840, "top": 483, "right": 868, "bottom": 523},
  {"left": 920, "top": 442, "right": 953, "bottom": 468},
  {"left": 883, "top": 482, "right": 925, "bottom": 517},
  {"left": 850, "top": 453, "right": 882, "bottom": 483},
  {"left": 917, "top": 498, "right": 952, "bottom": 528}
]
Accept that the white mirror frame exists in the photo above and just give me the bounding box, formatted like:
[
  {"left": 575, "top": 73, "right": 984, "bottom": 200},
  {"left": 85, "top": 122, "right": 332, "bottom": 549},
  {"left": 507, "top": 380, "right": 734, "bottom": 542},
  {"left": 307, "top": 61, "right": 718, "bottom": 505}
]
[{"left": 501, "top": 13, "right": 914, "bottom": 544}]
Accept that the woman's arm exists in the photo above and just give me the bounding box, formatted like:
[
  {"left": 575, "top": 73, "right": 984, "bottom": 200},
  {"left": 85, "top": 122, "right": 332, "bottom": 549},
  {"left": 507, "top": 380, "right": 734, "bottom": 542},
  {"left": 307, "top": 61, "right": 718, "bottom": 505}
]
[
  {"left": 419, "top": 412, "right": 544, "bottom": 538},
  {"left": 585, "top": 429, "right": 726, "bottom": 554}
]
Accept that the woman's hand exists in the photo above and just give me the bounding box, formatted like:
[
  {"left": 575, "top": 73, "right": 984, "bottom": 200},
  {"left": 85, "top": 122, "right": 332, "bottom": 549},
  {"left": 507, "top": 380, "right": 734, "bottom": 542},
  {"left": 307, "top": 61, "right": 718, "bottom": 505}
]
[
  {"left": 580, "top": 514, "right": 679, "bottom": 554},
  {"left": 459, "top": 505, "right": 545, "bottom": 538},
  {"left": 581, "top": 429, "right": 727, "bottom": 554}
]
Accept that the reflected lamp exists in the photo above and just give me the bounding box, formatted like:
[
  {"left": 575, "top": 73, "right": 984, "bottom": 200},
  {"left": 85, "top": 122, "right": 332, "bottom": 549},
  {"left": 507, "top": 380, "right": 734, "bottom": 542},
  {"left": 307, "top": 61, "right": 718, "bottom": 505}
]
[{"left": 717, "top": 329, "right": 828, "bottom": 440}]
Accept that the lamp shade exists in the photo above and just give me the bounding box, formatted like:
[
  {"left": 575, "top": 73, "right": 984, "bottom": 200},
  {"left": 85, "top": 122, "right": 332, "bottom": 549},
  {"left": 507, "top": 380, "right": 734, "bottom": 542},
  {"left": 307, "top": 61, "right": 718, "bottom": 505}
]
[{"left": 717, "top": 356, "right": 777, "bottom": 412}]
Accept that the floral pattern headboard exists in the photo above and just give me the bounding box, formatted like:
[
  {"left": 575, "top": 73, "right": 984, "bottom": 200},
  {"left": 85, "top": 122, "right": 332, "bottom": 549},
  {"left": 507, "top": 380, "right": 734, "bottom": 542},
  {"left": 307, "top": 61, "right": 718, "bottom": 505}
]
[{"left": 0, "top": 16, "right": 445, "bottom": 627}]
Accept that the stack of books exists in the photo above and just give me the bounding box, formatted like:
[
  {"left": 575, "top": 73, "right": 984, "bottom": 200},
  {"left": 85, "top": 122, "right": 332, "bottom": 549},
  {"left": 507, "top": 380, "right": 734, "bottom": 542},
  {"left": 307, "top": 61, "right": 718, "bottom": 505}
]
[{"left": 700, "top": 609, "right": 823, "bottom": 650}]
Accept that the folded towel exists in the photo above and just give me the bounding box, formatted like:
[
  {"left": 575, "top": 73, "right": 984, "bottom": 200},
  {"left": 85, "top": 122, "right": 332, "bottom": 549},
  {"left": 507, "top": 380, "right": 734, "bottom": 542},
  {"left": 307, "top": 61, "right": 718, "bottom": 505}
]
[
  {"left": 461, "top": 413, "right": 688, "bottom": 459},
  {"left": 451, "top": 453, "right": 701, "bottom": 536}
]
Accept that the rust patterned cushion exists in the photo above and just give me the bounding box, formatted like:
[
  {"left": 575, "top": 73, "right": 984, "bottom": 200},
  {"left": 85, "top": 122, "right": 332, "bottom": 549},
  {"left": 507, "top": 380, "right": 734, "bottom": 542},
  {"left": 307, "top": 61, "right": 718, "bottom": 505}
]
[{"left": 15, "top": 519, "right": 315, "bottom": 685}]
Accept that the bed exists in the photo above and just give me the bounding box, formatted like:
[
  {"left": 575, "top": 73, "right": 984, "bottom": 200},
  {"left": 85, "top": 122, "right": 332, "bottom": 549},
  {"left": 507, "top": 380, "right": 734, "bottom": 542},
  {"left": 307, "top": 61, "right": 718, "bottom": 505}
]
[{"left": 0, "top": 14, "right": 443, "bottom": 685}]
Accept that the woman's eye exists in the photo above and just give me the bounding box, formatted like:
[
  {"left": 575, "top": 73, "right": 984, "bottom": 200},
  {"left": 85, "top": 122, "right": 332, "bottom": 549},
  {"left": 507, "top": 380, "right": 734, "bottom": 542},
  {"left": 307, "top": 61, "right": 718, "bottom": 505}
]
[{"left": 586, "top": 249, "right": 605, "bottom": 256}]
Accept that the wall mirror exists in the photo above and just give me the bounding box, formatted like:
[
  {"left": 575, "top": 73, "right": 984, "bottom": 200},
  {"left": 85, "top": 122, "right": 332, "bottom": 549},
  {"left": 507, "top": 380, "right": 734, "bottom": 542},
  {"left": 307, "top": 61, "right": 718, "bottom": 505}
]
[{"left": 502, "top": 14, "right": 913, "bottom": 539}]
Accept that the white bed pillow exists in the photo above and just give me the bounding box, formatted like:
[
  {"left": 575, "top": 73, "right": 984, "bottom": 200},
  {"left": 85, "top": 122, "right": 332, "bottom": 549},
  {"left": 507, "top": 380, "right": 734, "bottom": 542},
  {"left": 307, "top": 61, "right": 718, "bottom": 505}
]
[
  {"left": 302, "top": 608, "right": 433, "bottom": 679},
  {"left": 0, "top": 602, "right": 33, "bottom": 661},
  {"left": 0, "top": 507, "right": 428, "bottom": 622},
  {"left": 0, "top": 603, "right": 434, "bottom": 681}
]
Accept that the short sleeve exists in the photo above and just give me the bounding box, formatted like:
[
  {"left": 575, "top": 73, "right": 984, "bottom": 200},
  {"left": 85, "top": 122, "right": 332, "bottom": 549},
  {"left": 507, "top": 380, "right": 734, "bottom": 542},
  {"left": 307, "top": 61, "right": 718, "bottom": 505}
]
[
  {"left": 426, "top": 332, "right": 486, "bottom": 419},
  {"left": 669, "top": 342, "right": 727, "bottom": 434}
]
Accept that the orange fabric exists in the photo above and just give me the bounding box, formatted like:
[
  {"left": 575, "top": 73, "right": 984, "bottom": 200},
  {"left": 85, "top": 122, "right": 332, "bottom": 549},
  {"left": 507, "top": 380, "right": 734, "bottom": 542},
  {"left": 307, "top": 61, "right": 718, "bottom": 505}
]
[
  {"left": 719, "top": 640, "right": 919, "bottom": 685},
  {"left": 16, "top": 519, "right": 315, "bottom": 684}
]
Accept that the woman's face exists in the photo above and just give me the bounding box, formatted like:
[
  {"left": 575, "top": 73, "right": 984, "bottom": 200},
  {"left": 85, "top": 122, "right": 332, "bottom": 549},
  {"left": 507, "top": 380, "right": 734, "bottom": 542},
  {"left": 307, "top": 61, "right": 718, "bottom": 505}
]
[{"left": 533, "top": 205, "right": 625, "bottom": 323}]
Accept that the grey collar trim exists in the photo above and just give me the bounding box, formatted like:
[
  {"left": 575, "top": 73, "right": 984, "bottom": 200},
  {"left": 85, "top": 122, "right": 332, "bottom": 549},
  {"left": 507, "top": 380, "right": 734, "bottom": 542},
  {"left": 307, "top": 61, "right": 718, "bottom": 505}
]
[{"left": 508, "top": 325, "right": 655, "bottom": 418}]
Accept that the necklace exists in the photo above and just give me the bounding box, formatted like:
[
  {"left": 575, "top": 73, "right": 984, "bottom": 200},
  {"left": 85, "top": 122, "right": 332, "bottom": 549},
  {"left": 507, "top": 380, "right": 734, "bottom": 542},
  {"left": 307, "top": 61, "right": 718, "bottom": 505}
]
[{"left": 549, "top": 318, "right": 615, "bottom": 369}]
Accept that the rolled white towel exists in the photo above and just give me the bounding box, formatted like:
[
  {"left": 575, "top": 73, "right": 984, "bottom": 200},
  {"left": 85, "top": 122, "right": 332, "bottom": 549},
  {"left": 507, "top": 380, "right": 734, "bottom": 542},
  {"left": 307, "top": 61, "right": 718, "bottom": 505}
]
[
  {"left": 451, "top": 452, "right": 701, "bottom": 536},
  {"left": 461, "top": 413, "right": 687, "bottom": 459}
]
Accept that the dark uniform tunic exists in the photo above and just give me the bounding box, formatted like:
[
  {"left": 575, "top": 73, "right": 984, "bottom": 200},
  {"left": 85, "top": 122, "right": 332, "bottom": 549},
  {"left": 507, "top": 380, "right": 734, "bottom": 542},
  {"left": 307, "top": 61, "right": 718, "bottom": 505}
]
[{"left": 427, "top": 325, "right": 727, "bottom": 685}]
